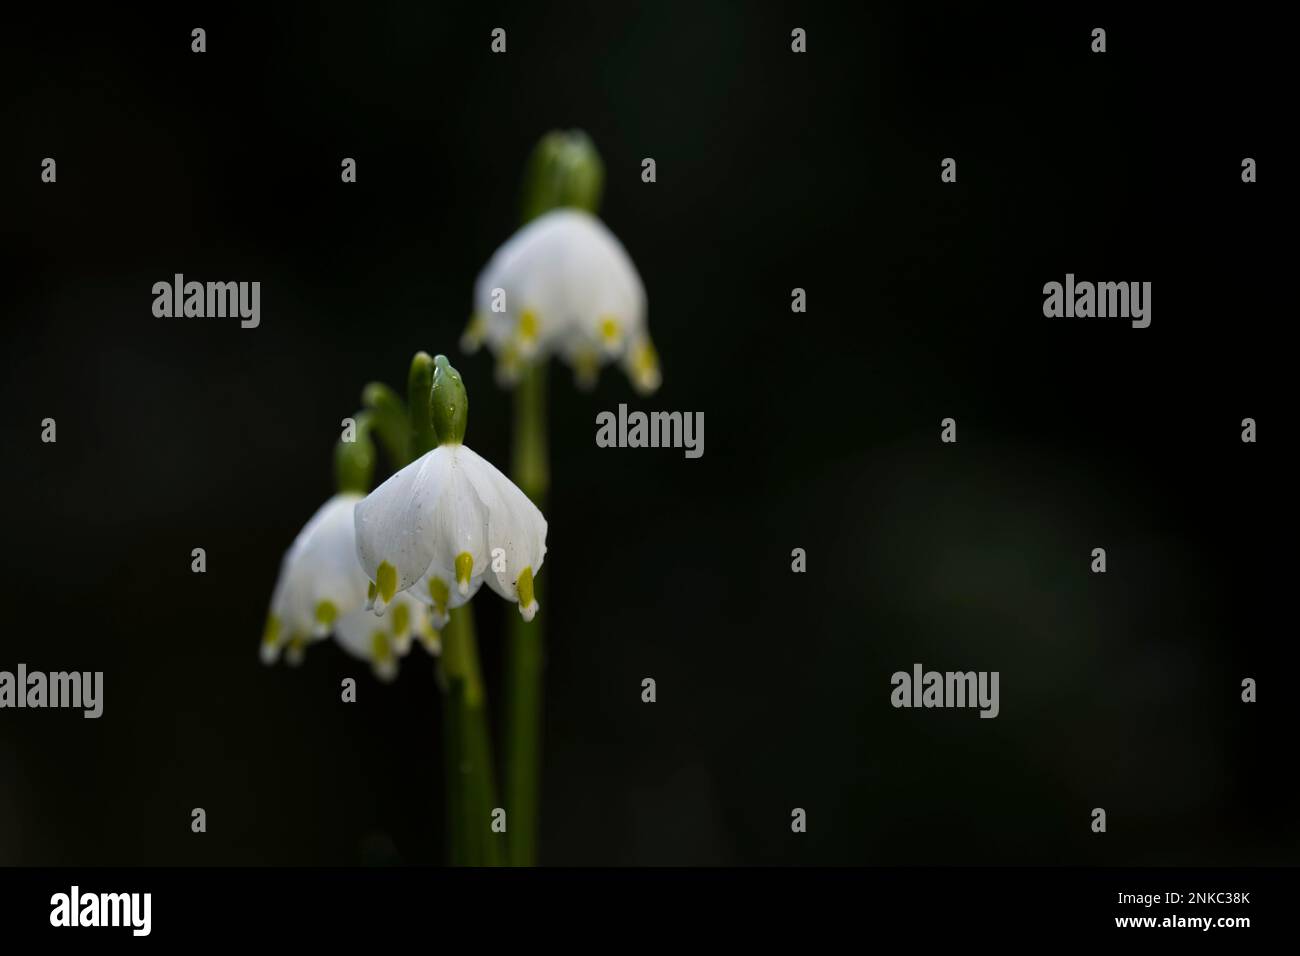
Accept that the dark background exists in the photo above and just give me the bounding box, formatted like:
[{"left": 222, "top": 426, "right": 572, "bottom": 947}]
[{"left": 0, "top": 3, "right": 1291, "bottom": 866}]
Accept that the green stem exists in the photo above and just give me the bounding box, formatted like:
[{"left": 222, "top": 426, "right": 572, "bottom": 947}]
[
  {"left": 498, "top": 131, "right": 601, "bottom": 864},
  {"left": 334, "top": 411, "right": 375, "bottom": 494},
  {"left": 408, "top": 352, "right": 437, "bottom": 458},
  {"left": 505, "top": 362, "right": 548, "bottom": 865},
  {"left": 441, "top": 605, "right": 502, "bottom": 866},
  {"left": 511, "top": 363, "right": 549, "bottom": 501},
  {"left": 361, "top": 382, "right": 411, "bottom": 467},
  {"left": 441, "top": 668, "right": 467, "bottom": 867}
]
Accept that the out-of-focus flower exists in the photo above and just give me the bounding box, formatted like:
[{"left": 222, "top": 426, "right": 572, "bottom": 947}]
[
  {"left": 261, "top": 493, "right": 370, "bottom": 666},
  {"left": 333, "top": 592, "right": 440, "bottom": 682},
  {"left": 261, "top": 493, "right": 440, "bottom": 675},
  {"left": 462, "top": 209, "right": 661, "bottom": 394}
]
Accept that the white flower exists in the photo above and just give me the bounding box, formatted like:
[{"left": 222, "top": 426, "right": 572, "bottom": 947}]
[
  {"left": 261, "top": 493, "right": 370, "bottom": 666},
  {"left": 354, "top": 443, "right": 547, "bottom": 622},
  {"left": 462, "top": 209, "right": 661, "bottom": 394},
  {"left": 333, "top": 592, "right": 440, "bottom": 682},
  {"left": 261, "top": 493, "right": 440, "bottom": 673}
]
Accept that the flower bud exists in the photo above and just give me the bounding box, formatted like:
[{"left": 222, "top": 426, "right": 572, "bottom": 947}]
[{"left": 521, "top": 129, "right": 604, "bottom": 222}]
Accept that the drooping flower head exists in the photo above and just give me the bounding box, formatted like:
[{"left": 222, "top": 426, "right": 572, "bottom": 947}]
[
  {"left": 461, "top": 131, "right": 661, "bottom": 394},
  {"left": 261, "top": 427, "right": 440, "bottom": 680},
  {"left": 261, "top": 492, "right": 370, "bottom": 666},
  {"left": 354, "top": 355, "right": 547, "bottom": 622}
]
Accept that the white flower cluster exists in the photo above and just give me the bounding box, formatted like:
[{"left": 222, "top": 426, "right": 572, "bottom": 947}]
[{"left": 262, "top": 427, "right": 546, "bottom": 679}]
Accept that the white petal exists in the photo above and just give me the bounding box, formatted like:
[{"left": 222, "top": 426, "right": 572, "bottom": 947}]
[
  {"left": 334, "top": 610, "right": 381, "bottom": 660},
  {"left": 265, "top": 493, "right": 369, "bottom": 657},
  {"left": 333, "top": 593, "right": 423, "bottom": 681},
  {"left": 405, "top": 450, "right": 497, "bottom": 621},
  {"left": 458, "top": 446, "right": 547, "bottom": 607},
  {"left": 420, "top": 446, "right": 493, "bottom": 596},
  {"left": 353, "top": 448, "right": 454, "bottom": 607},
  {"left": 259, "top": 638, "right": 281, "bottom": 666}
]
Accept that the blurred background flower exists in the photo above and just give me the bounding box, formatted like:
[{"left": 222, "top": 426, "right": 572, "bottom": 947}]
[{"left": 465, "top": 208, "right": 659, "bottom": 394}]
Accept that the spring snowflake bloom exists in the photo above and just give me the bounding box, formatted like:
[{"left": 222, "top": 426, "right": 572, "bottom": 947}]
[
  {"left": 354, "top": 358, "right": 548, "bottom": 623},
  {"left": 461, "top": 209, "right": 661, "bottom": 394},
  {"left": 260, "top": 493, "right": 439, "bottom": 674}
]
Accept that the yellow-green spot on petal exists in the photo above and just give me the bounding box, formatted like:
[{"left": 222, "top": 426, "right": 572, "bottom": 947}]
[
  {"left": 371, "top": 630, "right": 393, "bottom": 663},
  {"left": 463, "top": 312, "right": 486, "bottom": 342},
  {"left": 634, "top": 340, "right": 658, "bottom": 376},
  {"left": 573, "top": 349, "right": 599, "bottom": 387},
  {"left": 262, "top": 615, "right": 281, "bottom": 647},
  {"left": 455, "top": 552, "right": 474, "bottom": 590},
  {"left": 517, "top": 566, "right": 535, "bottom": 609},
  {"left": 314, "top": 600, "right": 338, "bottom": 627},
  {"left": 599, "top": 315, "right": 619, "bottom": 342},
  {"left": 496, "top": 344, "right": 522, "bottom": 386},
  {"left": 630, "top": 339, "right": 662, "bottom": 393},
  {"left": 376, "top": 561, "right": 398, "bottom": 603},
  {"left": 367, "top": 581, "right": 377, "bottom": 601},
  {"left": 428, "top": 577, "right": 450, "bottom": 614},
  {"left": 390, "top": 601, "right": 410, "bottom": 636},
  {"left": 518, "top": 309, "right": 539, "bottom": 341}
]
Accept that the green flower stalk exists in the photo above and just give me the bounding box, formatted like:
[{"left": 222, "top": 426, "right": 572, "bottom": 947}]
[
  {"left": 407, "top": 351, "right": 438, "bottom": 458},
  {"left": 353, "top": 353, "right": 547, "bottom": 865},
  {"left": 461, "top": 129, "right": 664, "bottom": 865},
  {"left": 361, "top": 381, "right": 411, "bottom": 467},
  {"left": 334, "top": 412, "right": 375, "bottom": 495},
  {"left": 504, "top": 361, "right": 548, "bottom": 866},
  {"left": 440, "top": 603, "right": 500, "bottom": 866}
]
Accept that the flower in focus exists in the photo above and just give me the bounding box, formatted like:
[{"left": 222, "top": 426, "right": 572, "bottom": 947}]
[
  {"left": 461, "top": 209, "right": 661, "bottom": 394},
  {"left": 354, "top": 356, "right": 548, "bottom": 622},
  {"left": 355, "top": 442, "right": 547, "bottom": 623}
]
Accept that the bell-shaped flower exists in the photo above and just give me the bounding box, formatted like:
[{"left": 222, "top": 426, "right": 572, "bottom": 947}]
[
  {"left": 261, "top": 492, "right": 372, "bottom": 666},
  {"left": 354, "top": 356, "right": 547, "bottom": 622},
  {"left": 260, "top": 491, "right": 442, "bottom": 673},
  {"left": 462, "top": 208, "right": 661, "bottom": 394}
]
